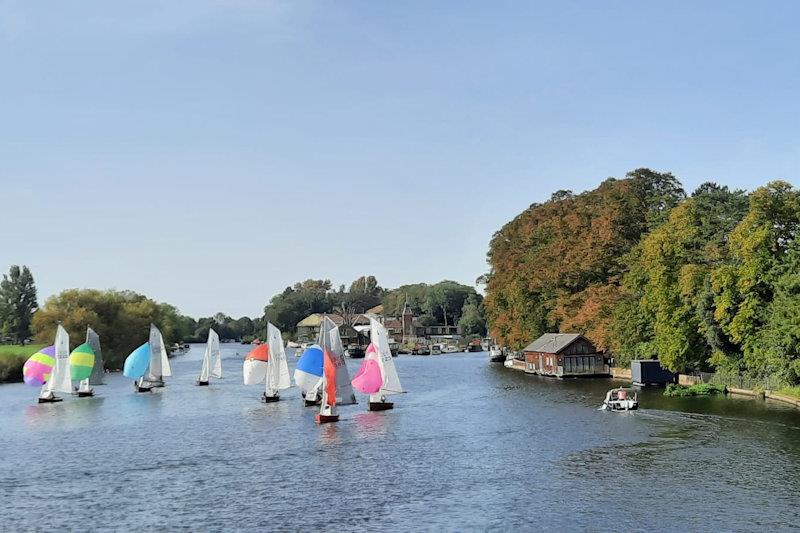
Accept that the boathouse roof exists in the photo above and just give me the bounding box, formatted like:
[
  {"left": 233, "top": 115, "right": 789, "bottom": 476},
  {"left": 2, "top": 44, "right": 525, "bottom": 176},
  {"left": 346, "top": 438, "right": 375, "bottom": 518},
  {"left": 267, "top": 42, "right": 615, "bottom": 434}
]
[{"left": 523, "top": 333, "right": 584, "bottom": 354}]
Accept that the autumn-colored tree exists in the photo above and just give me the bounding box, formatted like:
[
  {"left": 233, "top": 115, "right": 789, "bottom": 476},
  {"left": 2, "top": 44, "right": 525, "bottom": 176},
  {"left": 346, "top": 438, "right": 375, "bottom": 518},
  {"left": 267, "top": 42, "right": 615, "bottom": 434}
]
[{"left": 484, "top": 168, "right": 684, "bottom": 350}]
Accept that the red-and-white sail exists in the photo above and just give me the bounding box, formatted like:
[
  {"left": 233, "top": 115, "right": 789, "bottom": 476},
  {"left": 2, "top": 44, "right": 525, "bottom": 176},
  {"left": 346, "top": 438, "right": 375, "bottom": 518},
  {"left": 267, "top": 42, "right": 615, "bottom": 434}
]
[{"left": 319, "top": 316, "right": 356, "bottom": 408}]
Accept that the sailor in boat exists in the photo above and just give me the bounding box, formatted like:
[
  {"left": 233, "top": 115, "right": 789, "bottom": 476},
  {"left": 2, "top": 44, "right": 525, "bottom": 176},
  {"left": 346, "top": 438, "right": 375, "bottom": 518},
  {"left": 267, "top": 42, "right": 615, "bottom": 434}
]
[{"left": 602, "top": 387, "right": 638, "bottom": 411}]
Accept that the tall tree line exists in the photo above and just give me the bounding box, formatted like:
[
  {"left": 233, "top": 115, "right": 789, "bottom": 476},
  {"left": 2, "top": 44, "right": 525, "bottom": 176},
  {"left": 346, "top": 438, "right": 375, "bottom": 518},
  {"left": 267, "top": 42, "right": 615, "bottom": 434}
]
[{"left": 484, "top": 169, "right": 800, "bottom": 385}]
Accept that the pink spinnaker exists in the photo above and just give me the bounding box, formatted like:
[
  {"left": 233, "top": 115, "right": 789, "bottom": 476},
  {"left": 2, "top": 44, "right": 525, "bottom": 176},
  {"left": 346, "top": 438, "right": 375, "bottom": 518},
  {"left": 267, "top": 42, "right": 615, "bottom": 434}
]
[{"left": 351, "top": 358, "right": 383, "bottom": 394}]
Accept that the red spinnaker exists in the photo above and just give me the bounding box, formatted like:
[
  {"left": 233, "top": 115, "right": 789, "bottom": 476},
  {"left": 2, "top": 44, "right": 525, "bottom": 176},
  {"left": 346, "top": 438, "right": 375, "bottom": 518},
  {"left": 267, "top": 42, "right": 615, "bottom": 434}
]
[{"left": 324, "top": 347, "right": 337, "bottom": 406}]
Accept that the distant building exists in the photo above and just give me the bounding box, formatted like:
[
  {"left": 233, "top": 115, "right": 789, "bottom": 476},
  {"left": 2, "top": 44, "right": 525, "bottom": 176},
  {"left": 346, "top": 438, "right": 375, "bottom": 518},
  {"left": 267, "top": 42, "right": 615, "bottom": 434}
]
[
  {"left": 295, "top": 313, "right": 369, "bottom": 344},
  {"left": 522, "top": 333, "right": 609, "bottom": 377}
]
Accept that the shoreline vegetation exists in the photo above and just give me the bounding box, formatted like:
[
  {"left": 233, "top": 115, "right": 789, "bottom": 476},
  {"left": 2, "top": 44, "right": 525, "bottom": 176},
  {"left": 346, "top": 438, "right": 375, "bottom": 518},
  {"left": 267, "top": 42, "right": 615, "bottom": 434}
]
[
  {"left": 485, "top": 168, "right": 800, "bottom": 400},
  {"left": 0, "top": 345, "right": 44, "bottom": 383},
  {"left": 0, "top": 273, "right": 488, "bottom": 383}
]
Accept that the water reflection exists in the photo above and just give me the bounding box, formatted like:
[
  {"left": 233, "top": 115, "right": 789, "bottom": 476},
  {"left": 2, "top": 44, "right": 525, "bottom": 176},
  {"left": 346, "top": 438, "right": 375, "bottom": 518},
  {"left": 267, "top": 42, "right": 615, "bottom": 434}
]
[{"left": 352, "top": 411, "right": 389, "bottom": 439}]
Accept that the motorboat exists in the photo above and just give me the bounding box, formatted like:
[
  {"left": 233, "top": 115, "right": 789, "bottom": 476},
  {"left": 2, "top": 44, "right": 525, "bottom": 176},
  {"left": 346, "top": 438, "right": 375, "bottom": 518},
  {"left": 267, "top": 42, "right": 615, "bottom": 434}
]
[
  {"left": 430, "top": 344, "right": 442, "bottom": 355},
  {"left": 489, "top": 345, "right": 504, "bottom": 362},
  {"left": 345, "top": 344, "right": 365, "bottom": 359},
  {"left": 602, "top": 388, "right": 638, "bottom": 411}
]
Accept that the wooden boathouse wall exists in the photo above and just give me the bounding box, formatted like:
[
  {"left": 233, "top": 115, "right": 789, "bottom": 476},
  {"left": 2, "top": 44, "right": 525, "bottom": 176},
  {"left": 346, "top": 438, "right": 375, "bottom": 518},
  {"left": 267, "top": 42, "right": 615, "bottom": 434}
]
[{"left": 523, "top": 334, "right": 609, "bottom": 378}]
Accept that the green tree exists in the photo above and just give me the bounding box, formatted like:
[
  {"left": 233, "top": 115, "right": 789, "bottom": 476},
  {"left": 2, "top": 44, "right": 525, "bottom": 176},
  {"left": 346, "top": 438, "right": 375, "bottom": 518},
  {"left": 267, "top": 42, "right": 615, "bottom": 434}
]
[
  {"left": 755, "top": 241, "right": 800, "bottom": 383},
  {"left": 458, "top": 294, "right": 486, "bottom": 336},
  {"left": 0, "top": 265, "right": 38, "bottom": 343},
  {"left": 713, "top": 181, "right": 800, "bottom": 377},
  {"left": 32, "top": 289, "right": 192, "bottom": 370}
]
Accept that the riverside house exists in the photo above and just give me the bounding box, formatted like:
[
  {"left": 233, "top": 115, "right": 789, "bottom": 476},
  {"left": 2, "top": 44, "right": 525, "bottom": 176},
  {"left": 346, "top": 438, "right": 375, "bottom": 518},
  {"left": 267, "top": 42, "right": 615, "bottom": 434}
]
[
  {"left": 522, "top": 333, "right": 609, "bottom": 377},
  {"left": 295, "top": 313, "right": 369, "bottom": 344}
]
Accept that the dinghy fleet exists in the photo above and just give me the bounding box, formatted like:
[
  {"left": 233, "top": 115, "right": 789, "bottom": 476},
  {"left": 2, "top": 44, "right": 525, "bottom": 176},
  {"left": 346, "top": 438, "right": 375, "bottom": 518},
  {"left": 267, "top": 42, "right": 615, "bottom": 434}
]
[{"left": 21, "top": 317, "right": 404, "bottom": 423}]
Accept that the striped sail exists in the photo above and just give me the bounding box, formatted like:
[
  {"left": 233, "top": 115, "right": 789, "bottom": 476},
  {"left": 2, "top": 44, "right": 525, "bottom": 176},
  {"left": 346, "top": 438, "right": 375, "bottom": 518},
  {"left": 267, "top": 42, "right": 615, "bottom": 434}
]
[
  {"left": 24, "top": 346, "right": 55, "bottom": 387},
  {"left": 87, "top": 327, "right": 105, "bottom": 385},
  {"left": 69, "top": 343, "right": 95, "bottom": 381}
]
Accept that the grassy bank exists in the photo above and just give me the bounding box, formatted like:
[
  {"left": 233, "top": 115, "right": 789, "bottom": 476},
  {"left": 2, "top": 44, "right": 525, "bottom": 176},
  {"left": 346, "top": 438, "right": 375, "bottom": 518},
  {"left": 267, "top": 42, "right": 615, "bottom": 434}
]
[
  {"left": 0, "top": 345, "right": 44, "bottom": 383},
  {"left": 776, "top": 386, "right": 800, "bottom": 400},
  {"left": 664, "top": 383, "right": 726, "bottom": 397}
]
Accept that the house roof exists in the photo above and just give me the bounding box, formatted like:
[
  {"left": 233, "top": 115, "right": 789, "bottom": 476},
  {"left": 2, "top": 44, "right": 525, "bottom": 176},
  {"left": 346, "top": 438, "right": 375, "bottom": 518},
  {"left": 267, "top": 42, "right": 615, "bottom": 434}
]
[
  {"left": 523, "top": 333, "right": 584, "bottom": 354},
  {"left": 366, "top": 304, "right": 384, "bottom": 315},
  {"left": 296, "top": 313, "right": 344, "bottom": 327}
]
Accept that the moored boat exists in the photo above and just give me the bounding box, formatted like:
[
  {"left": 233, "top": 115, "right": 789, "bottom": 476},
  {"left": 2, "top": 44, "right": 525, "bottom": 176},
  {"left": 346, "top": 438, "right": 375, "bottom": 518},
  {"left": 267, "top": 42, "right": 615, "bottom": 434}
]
[
  {"left": 345, "top": 344, "right": 365, "bottom": 358},
  {"left": 489, "top": 346, "right": 504, "bottom": 362},
  {"left": 602, "top": 388, "right": 638, "bottom": 411}
]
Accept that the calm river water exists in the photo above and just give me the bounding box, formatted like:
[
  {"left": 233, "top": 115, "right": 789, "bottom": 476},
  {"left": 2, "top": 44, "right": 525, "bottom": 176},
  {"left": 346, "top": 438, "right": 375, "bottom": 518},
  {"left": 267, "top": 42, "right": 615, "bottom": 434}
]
[{"left": 1, "top": 345, "right": 799, "bottom": 531}]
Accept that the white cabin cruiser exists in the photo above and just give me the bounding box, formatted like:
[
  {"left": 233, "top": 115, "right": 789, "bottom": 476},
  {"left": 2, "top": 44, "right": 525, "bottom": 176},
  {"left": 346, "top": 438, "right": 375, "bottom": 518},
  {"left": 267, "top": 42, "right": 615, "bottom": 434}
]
[{"left": 602, "top": 388, "right": 638, "bottom": 411}]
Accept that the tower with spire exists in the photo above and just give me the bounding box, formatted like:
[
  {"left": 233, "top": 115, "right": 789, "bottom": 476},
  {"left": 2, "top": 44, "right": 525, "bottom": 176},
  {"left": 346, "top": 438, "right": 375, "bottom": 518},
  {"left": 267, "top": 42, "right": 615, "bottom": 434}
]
[{"left": 402, "top": 295, "right": 414, "bottom": 342}]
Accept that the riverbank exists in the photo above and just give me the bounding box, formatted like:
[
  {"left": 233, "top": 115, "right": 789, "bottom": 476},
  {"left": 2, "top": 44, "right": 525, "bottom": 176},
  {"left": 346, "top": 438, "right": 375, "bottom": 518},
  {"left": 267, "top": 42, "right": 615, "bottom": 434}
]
[
  {"left": 0, "top": 345, "right": 43, "bottom": 383},
  {"left": 504, "top": 361, "right": 800, "bottom": 411}
]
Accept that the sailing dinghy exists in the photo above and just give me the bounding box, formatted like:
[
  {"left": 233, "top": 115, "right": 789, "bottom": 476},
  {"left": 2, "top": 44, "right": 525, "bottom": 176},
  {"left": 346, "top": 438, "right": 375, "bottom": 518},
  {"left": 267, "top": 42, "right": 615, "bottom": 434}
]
[
  {"left": 197, "top": 328, "right": 222, "bottom": 386},
  {"left": 352, "top": 317, "right": 403, "bottom": 411},
  {"left": 37, "top": 325, "right": 73, "bottom": 403},
  {"left": 69, "top": 341, "right": 96, "bottom": 397},
  {"left": 263, "top": 322, "right": 291, "bottom": 402},
  {"left": 142, "top": 324, "right": 171, "bottom": 389},
  {"left": 316, "top": 316, "right": 357, "bottom": 423},
  {"left": 242, "top": 323, "right": 291, "bottom": 402},
  {"left": 294, "top": 344, "right": 324, "bottom": 406}
]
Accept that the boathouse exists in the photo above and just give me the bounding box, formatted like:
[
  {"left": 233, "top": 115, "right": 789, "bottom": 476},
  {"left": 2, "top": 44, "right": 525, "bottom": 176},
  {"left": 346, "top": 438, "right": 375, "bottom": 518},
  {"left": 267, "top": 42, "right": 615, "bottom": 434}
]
[{"left": 522, "top": 333, "right": 609, "bottom": 378}]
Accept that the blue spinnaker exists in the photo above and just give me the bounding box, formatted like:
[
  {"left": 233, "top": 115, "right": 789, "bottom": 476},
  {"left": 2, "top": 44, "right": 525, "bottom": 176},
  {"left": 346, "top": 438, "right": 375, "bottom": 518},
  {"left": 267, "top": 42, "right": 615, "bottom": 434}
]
[{"left": 123, "top": 342, "right": 151, "bottom": 379}]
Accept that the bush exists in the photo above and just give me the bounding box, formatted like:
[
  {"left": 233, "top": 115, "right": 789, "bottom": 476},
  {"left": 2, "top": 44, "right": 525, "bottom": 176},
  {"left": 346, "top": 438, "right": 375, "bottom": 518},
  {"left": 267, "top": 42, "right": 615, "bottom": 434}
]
[
  {"left": 0, "top": 345, "right": 43, "bottom": 382},
  {"left": 664, "top": 382, "right": 726, "bottom": 397}
]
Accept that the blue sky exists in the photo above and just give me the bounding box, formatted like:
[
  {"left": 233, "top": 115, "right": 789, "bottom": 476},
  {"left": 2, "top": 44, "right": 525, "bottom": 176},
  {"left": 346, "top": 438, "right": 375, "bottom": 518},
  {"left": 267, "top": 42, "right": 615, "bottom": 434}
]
[{"left": 1, "top": 1, "right": 798, "bottom": 318}]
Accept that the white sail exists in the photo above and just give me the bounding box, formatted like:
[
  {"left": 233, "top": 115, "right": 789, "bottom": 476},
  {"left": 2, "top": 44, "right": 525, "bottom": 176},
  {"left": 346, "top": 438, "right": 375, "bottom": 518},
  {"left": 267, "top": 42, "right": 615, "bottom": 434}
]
[
  {"left": 50, "top": 324, "right": 72, "bottom": 394},
  {"left": 199, "top": 348, "right": 210, "bottom": 382},
  {"left": 370, "top": 317, "right": 403, "bottom": 395},
  {"left": 266, "top": 323, "right": 291, "bottom": 393},
  {"left": 146, "top": 324, "right": 171, "bottom": 382},
  {"left": 146, "top": 324, "right": 162, "bottom": 382},
  {"left": 199, "top": 328, "right": 217, "bottom": 382},
  {"left": 243, "top": 359, "right": 267, "bottom": 385},
  {"left": 209, "top": 329, "right": 222, "bottom": 379},
  {"left": 322, "top": 316, "right": 356, "bottom": 405},
  {"left": 160, "top": 334, "right": 171, "bottom": 377},
  {"left": 86, "top": 327, "right": 105, "bottom": 385}
]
